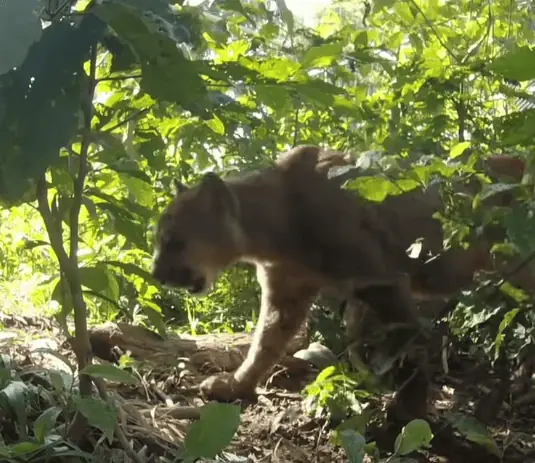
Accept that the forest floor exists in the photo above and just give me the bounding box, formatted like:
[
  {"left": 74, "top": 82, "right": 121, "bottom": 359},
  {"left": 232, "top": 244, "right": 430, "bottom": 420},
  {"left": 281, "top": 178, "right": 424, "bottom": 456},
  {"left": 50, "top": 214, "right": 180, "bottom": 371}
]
[{"left": 1, "top": 311, "right": 535, "bottom": 463}]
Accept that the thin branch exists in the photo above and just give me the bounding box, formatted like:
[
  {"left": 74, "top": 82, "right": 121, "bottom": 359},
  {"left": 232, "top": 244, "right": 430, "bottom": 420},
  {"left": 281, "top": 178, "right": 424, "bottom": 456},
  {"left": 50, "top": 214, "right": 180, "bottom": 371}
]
[
  {"left": 35, "top": 177, "right": 71, "bottom": 273},
  {"left": 96, "top": 74, "right": 142, "bottom": 82},
  {"left": 65, "top": 40, "right": 100, "bottom": 444},
  {"left": 70, "top": 44, "right": 97, "bottom": 260},
  {"left": 406, "top": 0, "right": 458, "bottom": 62},
  {"left": 102, "top": 107, "right": 150, "bottom": 134},
  {"left": 292, "top": 106, "right": 300, "bottom": 147}
]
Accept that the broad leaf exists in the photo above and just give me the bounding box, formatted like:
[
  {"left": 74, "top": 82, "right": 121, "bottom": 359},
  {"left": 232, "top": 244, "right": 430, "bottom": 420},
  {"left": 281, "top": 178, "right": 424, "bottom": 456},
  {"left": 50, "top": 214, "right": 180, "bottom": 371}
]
[
  {"left": 449, "top": 141, "right": 471, "bottom": 159},
  {"left": 489, "top": 46, "right": 535, "bottom": 81},
  {"left": 95, "top": 2, "right": 209, "bottom": 117},
  {"left": 1, "top": 381, "right": 29, "bottom": 431},
  {"left": 74, "top": 396, "right": 117, "bottom": 443},
  {"left": 79, "top": 266, "right": 120, "bottom": 304},
  {"left": 80, "top": 364, "right": 138, "bottom": 385},
  {"left": 33, "top": 406, "right": 63, "bottom": 443},
  {"left": 346, "top": 176, "right": 397, "bottom": 202},
  {"left": 183, "top": 402, "right": 241, "bottom": 459},
  {"left": 301, "top": 42, "right": 344, "bottom": 69},
  {"left": 393, "top": 419, "right": 433, "bottom": 456},
  {"left": 104, "top": 260, "right": 158, "bottom": 286},
  {"left": 0, "top": 14, "right": 106, "bottom": 203},
  {"left": 449, "top": 413, "right": 499, "bottom": 456},
  {"left": 504, "top": 204, "right": 535, "bottom": 257},
  {"left": 337, "top": 429, "right": 367, "bottom": 463}
]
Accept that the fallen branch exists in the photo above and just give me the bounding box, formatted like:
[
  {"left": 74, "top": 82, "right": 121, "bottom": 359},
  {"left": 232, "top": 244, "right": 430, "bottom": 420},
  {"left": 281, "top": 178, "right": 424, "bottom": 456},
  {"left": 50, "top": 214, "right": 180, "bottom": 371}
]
[{"left": 88, "top": 322, "right": 309, "bottom": 374}]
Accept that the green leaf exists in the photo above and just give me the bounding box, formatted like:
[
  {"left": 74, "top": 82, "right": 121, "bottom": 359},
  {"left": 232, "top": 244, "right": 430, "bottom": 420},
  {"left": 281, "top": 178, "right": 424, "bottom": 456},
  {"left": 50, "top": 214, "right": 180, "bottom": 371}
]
[
  {"left": 93, "top": 201, "right": 148, "bottom": 250},
  {"left": 1, "top": 381, "right": 29, "bottom": 431},
  {"left": 0, "top": 0, "right": 42, "bottom": 74},
  {"left": 335, "top": 412, "right": 371, "bottom": 437},
  {"left": 183, "top": 402, "right": 241, "bottom": 459},
  {"left": 79, "top": 266, "right": 120, "bottom": 304},
  {"left": 94, "top": 2, "right": 209, "bottom": 117},
  {"left": 504, "top": 204, "right": 535, "bottom": 257},
  {"left": 494, "top": 308, "right": 520, "bottom": 356},
  {"left": 205, "top": 115, "right": 226, "bottom": 135},
  {"left": 294, "top": 79, "right": 343, "bottom": 107},
  {"left": 49, "top": 370, "right": 73, "bottom": 393},
  {"left": 113, "top": 215, "right": 148, "bottom": 251},
  {"left": 50, "top": 164, "right": 74, "bottom": 196},
  {"left": 301, "top": 42, "right": 344, "bottom": 69},
  {"left": 449, "top": 141, "right": 471, "bottom": 159},
  {"left": 119, "top": 174, "right": 154, "bottom": 208},
  {"left": 316, "top": 365, "right": 337, "bottom": 382},
  {"left": 495, "top": 109, "right": 535, "bottom": 147},
  {"left": 346, "top": 176, "right": 397, "bottom": 202},
  {"left": 107, "top": 161, "right": 153, "bottom": 186},
  {"left": 255, "top": 84, "right": 291, "bottom": 112},
  {"left": 8, "top": 441, "right": 43, "bottom": 457},
  {"left": 87, "top": 189, "right": 152, "bottom": 220},
  {"left": 33, "top": 406, "right": 63, "bottom": 443},
  {"left": 80, "top": 364, "right": 138, "bottom": 385},
  {"left": 337, "top": 429, "right": 366, "bottom": 463},
  {"left": 104, "top": 260, "right": 159, "bottom": 286},
  {"left": 449, "top": 413, "right": 499, "bottom": 456},
  {"left": 393, "top": 419, "right": 433, "bottom": 456},
  {"left": 140, "top": 303, "right": 167, "bottom": 337},
  {"left": 489, "top": 46, "right": 535, "bottom": 82},
  {"left": 373, "top": 0, "right": 396, "bottom": 13},
  {"left": 0, "top": 14, "right": 106, "bottom": 203},
  {"left": 74, "top": 396, "right": 117, "bottom": 443}
]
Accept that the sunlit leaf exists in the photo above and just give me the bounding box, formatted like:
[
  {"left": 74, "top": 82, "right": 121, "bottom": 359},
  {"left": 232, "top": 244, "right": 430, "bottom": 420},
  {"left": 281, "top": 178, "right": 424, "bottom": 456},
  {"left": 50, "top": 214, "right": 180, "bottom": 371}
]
[
  {"left": 346, "top": 176, "right": 397, "bottom": 202},
  {"left": 393, "top": 419, "right": 433, "bottom": 456},
  {"left": 301, "top": 42, "right": 344, "bottom": 69},
  {"left": 95, "top": 2, "right": 209, "bottom": 116},
  {"left": 205, "top": 115, "right": 226, "bottom": 135},
  {"left": 449, "top": 141, "right": 471, "bottom": 159}
]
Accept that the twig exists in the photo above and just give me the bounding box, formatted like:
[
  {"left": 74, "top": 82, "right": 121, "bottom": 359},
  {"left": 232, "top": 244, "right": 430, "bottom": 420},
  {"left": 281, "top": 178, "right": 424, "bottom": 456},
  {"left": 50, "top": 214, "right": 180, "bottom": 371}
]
[
  {"left": 292, "top": 106, "right": 300, "bottom": 147},
  {"left": 70, "top": 42, "right": 97, "bottom": 261},
  {"left": 93, "top": 377, "right": 145, "bottom": 463},
  {"left": 35, "top": 178, "right": 71, "bottom": 273},
  {"left": 96, "top": 74, "right": 142, "bottom": 82},
  {"left": 406, "top": 0, "right": 459, "bottom": 62},
  {"left": 102, "top": 108, "right": 150, "bottom": 134}
]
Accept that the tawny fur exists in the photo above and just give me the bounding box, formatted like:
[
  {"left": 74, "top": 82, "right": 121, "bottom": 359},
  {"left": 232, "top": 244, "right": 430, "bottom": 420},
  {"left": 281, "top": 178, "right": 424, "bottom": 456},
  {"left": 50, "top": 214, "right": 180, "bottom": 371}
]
[{"left": 151, "top": 145, "right": 533, "bottom": 420}]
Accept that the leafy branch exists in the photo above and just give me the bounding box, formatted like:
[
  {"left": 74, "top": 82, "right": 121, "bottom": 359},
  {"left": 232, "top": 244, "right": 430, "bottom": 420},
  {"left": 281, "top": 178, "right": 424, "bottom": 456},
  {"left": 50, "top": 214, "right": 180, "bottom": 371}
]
[{"left": 35, "top": 41, "right": 100, "bottom": 443}]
